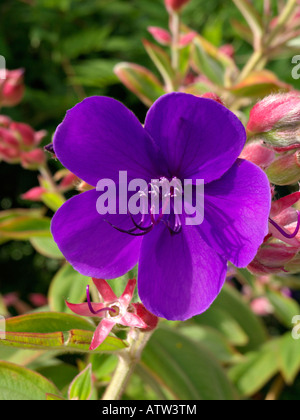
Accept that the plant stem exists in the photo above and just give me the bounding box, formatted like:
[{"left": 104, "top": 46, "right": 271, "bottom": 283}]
[
  {"left": 170, "top": 11, "right": 180, "bottom": 74},
  {"left": 265, "top": 375, "right": 285, "bottom": 401},
  {"left": 102, "top": 330, "right": 153, "bottom": 400},
  {"left": 266, "top": 0, "right": 298, "bottom": 45},
  {"left": 39, "top": 164, "right": 65, "bottom": 201}
]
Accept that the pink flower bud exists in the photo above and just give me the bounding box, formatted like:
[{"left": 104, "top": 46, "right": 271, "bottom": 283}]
[
  {"left": 21, "top": 148, "right": 46, "bottom": 170},
  {"left": 0, "top": 115, "right": 12, "bottom": 127},
  {"left": 164, "top": 0, "right": 191, "bottom": 12},
  {"left": 21, "top": 186, "right": 47, "bottom": 201},
  {"left": 219, "top": 44, "right": 235, "bottom": 58},
  {"left": 179, "top": 32, "right": 197, "bottom": 47},
  {"left": 0, "top": 69, "right": 25, "bottom": 107},
  {"left": 250, "top": 297, "right": 273, "bottom": 316},
  {"left": 248, "top": 243, "right": 299, "bottom": 274},
  {"left": 148, "top": 27, "right": 171, "bottom": 46},
  {"left": 247, "top": 93, "right": 300, "bottom": 135},
  {"left": 201, "top": 92, "right": 224, "bottom": 105},
  {"left": 10, "top": 122, "right": 36, "bottom": 147},
  {"left": 239, "top": 141, "right": 275, "bottom": 169}
]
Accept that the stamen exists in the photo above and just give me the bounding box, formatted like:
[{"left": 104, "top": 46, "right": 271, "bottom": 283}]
[
  {"left": 269, "top": 211, "right": 300, "bottom": 239},
  {"left": 86, "top": 285, "right": 116, "bottom": 315}
]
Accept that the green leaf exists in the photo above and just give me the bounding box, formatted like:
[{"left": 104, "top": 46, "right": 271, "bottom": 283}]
[
  {"left": 30, "top": 236, "right": 64, "bottom": 259},
  {"left": 46, "top": 393, "right": 66, "bottom": 400},
  {"left": 194, "top": 307, "right": 248, "bottom": 347},
  {"left": 213, "top": 284, "right": 268, "bottom": 351},
  {"left": 0, "top": 313, "right": 127, "bottom": 353},
  {"left": 3, "top": 311, "right": 95, "bottom": 334},
  {"left": 229, "top": 340, "right": 279, "bottom": 397},
  {"left": 277, "top": 332, "right": 300, "bottom": 384},
  {"left": 114, "top": 62, "right": 166, "bottom": 107},
  {"left": 266, "top": 290, "right": 300, "bottom": 329},
  {"left": 41, "top": 192, "right": 65, "bottom": 212},
  {"left": 141, "top": 327, "right": 238, "bottom": 400},
  {"left": 179, "top": 325, "right": 243, "bottom": 364},
  {"left": 0, "top": 361, "right": 60, "bottom": 400},
  {"left": 72, "top": 59, "right": 119, "bottom": 88},
  {"left": 68, "top": 364, "right": 92, "bottom": 400},
  {"left": 143, "top": 39, "right": 174, "bottom": 91},
  {"left": 192, "top": 39, "right": 224, "bottom": 85},
  {"left": 49, "top": 263, "right": 88, "bottom": 312},
  {"left": 0, "top": 216, "right": 52, "bottom": 240}
]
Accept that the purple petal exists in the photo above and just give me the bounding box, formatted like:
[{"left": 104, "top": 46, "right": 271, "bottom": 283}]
[
  {"left": 51, "top": 189, "right": 142, "bottom": 279},
  {"left": 54, "top": 96, "right": 163, "bottom": 187},
  {"left": 90, "top": 318, "right": 115, "bottom": 350},
  {"left": 138, "top": 222, "right": 228, "bottom": 321},
  {"left": 66, "top": 301, "right": 105, "bottom": 317},
  {"left": 198, "top": 159, "right": 271, "bottom": 267},
  {"left": 144, "top": 93, "right": 246, "bottom": 183}
]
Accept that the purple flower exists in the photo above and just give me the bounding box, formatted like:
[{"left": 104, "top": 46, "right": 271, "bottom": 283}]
[{"left": 51, "top": 93, "right": 271, "bottom": 321}]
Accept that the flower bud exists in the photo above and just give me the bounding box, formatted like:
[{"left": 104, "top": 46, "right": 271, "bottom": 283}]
[
  {"left": 131, "top": 303, "right": 159, "bottom": 331},
  {"left": 201, "top": 92, "right": 224, "bottom": 105},
  {"left": 164, "top": 0, "right": 191, "bottom": 12},
  {"left": 247, "top": 93, "right": 300, "bottom": 150},
  {"left": 21, "top": 186, "right": 47, "bottom": 202},
  {"left": 0, "top": 69, "right": 25, "bottom": 107},
  {"left": 239, "top": 141, "right": 275, "bottom": 169},
  {"left": 21, "top": 148, "right": 46, "bottom": 170},
  {"left": 250, "top": 297, "right": 273, "bottom": 316},
  {"left": 148, "top": 27, "right": 171, "bottom": 46},
  {"left": 266, "top": 151, "right": 300, "bottom": 185},
  {"left": 248, "top": 243, "right": 299, "bottom": 274}
]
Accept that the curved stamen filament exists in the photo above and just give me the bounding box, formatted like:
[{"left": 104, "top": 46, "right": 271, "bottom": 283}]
[
  {"left": 86, "top": 285, "right": 116, "bottom": 315},
  {"left": 269, "top": 211, "right": 300, "bottom": 239}
]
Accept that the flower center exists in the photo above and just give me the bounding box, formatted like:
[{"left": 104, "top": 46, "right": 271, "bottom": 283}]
[{"left": 108, "top": 177, "right": 183, "bottom": 237}]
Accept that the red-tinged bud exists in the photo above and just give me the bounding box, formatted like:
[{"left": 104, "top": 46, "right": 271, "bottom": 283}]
[
  {"left": 148, "top": 27, "right": 171, "bottom": 46},
  {"left": 0, "top": 143, "right": 21, "bottom": 163},
  {"left": 10, "top": 122, "right": 36, "bottom": 147},
  {"left": 248, "top": 243, "right": 299, "bottom": 275},
  {"left": 201, "top": 92, "right": 224, "bottom": 106},
  {"left": 164, "top": 0, "right": 191, "bottom": 12},
  {"left": 219, "top": 44, "right": 235, "bottom": 59},
  {"left": 77, "top": 181, "right": 94, "bottom": 192},
  {"left": 131, "top": 303, "right": 159, "bottom": 331},
  {"left": 247, "top": 93, "right": 300, "bottom": 141},
  {"left": 0, "top": 69, "right": 25, "bottom": 107},
  {"left": 266, "top": 151, "right": 300, "bottom": 185},
  {"left": 21, "top": 186, "right": 47, "bottom": 202},
  {"left": 239, "top": 141, "right": 275, "bottom": 169},
  {"left": 29, "top": 293, "right": 48, "bottom": 307},
  {"left": 250, "top": 297, "right": 273, "bottom": 316},
  {"left": 179, "top": 32, "right": 197, "bottom": 47},
  {"left": 54, "top": 170, "right": 78, "bottom": 192},
  {"left": 0, "top": 115, "right": 12, "bottom": 127},
  {"left": 21, "top": 148, "right": 46, "bottom": 170}
]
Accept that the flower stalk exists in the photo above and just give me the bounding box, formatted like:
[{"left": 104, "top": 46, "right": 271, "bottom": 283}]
[{"left": 102, "top": 329, "right": 153, "bottom": 401}]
